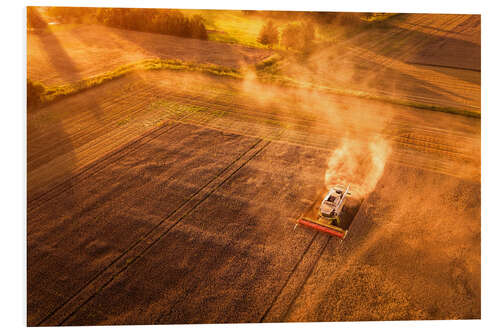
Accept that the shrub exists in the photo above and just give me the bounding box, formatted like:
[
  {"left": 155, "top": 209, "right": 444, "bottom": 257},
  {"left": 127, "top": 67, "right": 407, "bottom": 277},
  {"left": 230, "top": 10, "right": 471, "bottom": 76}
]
[
  {"left": 27, "top": 79, "right": 46, "bottom": 109},
  {"left": 258, "top": 20, "right": 279, "bottom": 46}
]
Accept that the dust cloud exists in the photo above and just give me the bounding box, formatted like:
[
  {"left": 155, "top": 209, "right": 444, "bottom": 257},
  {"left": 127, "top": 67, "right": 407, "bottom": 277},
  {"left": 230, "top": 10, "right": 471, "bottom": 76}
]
[
  {"left": 324, "top": 137, "right": 391, "bottom": 198},
  {"left": 239, "top": 32, "right": 394, "bottom": 199}
]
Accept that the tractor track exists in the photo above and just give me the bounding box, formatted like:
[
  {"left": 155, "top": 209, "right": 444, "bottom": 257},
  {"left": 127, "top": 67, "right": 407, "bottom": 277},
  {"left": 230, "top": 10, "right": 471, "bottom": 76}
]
[
  {"left": 260, "top": 232, "right": 331, "bottom": 322},
  {"left": 260, "top": 192, "right": 369, "bottom": 322},
  {"left": 35, "top": 132, "right": 277, "bottom": 326}
]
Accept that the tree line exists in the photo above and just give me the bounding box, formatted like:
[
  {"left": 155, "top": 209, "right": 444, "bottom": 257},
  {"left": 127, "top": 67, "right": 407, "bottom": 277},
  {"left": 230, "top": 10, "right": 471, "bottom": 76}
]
[{"left": 35, "top": 7, "right": 208, "bottom": 40}]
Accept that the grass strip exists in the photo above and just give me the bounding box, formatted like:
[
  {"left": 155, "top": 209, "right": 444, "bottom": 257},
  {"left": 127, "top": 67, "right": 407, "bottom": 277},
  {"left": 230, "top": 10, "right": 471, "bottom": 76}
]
[{"left": 37, "top": 58, "right": 242, "bottom": 105}]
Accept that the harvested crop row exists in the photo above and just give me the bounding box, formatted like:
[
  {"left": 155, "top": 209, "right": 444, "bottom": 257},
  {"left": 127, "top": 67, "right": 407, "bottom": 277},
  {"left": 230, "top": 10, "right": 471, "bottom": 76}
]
[{"left": 28, "top": 70, "right": 480, "bottom": 202}]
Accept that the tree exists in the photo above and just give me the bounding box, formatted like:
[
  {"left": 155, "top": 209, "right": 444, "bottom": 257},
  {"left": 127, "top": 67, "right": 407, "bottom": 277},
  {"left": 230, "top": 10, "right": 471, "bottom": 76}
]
[
  {"left": 258, "top": 20, "right": 279, "bottom": 46},
  {"left": 280, "top": 21, "right": 315, "bottom": 52},
  {"left": 281, "top": 23, "right": 301, "bottom": 50}
]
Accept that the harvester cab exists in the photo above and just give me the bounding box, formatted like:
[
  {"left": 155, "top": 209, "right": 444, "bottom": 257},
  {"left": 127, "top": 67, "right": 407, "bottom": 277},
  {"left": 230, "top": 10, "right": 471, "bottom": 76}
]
[
  {"left": 319, "top": 184, "right": 351, "bottom": 219},
  {"left": 296, "top": 184, "right": 352, "bottom": 239}
]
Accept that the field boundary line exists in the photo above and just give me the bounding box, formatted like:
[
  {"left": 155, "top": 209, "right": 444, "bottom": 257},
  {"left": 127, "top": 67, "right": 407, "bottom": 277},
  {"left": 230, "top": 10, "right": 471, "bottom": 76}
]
[
  {"left": 30, "top": 58, "right": 242, "bottom": 109},
  {"left": 38, "top": 134, "right": 275, "bottom": 326}
]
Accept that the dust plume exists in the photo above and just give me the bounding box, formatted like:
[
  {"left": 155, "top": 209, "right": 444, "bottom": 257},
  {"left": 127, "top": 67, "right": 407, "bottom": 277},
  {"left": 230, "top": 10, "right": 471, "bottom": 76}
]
[
  {"left": 241, "top": 69, "right": 393, "bottom": 199},
  {"left": 324, "top": 137, "right": 391, "bottom": 198},
  {"left": 240, "top": 59, "right": 393, "bottom": 199}
]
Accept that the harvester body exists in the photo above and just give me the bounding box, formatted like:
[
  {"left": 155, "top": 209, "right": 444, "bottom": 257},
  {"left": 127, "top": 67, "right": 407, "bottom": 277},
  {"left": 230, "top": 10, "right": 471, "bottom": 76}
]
[
  {"left": 319, "top": 185, "right": 350, "bottom": 218},
  {"left": 296, "top": 184, "right": 351, "bottom": 239}
]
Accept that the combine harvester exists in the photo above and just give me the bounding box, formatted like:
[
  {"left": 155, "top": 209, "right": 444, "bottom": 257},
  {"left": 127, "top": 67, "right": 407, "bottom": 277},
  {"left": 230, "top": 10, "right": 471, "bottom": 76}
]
[{"left": 296, "top": 184, "right": 352, "bottom": 239}]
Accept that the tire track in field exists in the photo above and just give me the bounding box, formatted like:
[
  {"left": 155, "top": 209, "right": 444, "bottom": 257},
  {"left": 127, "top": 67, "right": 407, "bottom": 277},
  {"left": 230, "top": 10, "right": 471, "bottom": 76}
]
[
  {"left": 37, "top": 130, "right": 280, "bottom": 326},
  {"left": 261, "top": 188, "right": 382, "bottom": 322},
  {"left": 259, "top": 232, "right": 329, "bottom": 322}
]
